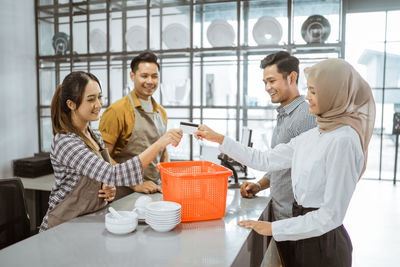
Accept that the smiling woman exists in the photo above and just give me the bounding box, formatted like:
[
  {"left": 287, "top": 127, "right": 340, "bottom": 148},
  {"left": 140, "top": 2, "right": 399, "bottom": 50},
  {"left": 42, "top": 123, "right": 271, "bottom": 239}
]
[
  {"left": 194, "top": 59, "right": 376, "bottom": 267},
  {"left": 39, "top": 71, "right": 183, "bottom": 232}
]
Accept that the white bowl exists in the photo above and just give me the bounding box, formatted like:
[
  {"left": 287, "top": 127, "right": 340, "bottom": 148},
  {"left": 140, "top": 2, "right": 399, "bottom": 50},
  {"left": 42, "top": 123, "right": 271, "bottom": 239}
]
[
  {"left": 146, "top": 201, "right": 181, "bottom": 212},
  {"left": 148, "top": 222, "right": 179, "bottom": 232},
  {"left": 105, "top": 211, "right": 138, "bottom": 235},
  {"left": 135, "top": 195, "right": 153, "bottom": 208}
]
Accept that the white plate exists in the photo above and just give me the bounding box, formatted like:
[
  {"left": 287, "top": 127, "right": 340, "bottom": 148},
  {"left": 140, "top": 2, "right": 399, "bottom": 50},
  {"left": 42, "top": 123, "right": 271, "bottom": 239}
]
[
  {"left": 162, "top": 23, "right": 189, "bottom": 49},
  {"left": 146, "top": 201, "right": 181, "bottom": 212},
  {"left": 90, "top": 28, "right": 107, "bottom": 53},
  {"left": 252, "top": 16, "right": 282, "bottom": 45},
  {"left": 207, "top": 20, "right": 235, "bottom": 47},
  {"left": 125, "top": 25, "right": 146, "bottom": 51}
]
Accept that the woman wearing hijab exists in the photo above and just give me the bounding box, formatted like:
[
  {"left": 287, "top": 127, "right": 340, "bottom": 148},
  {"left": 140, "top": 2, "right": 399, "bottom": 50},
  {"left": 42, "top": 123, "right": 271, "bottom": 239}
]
[{"left": 195, "top": 59, "right": 375, "bottom": 267}]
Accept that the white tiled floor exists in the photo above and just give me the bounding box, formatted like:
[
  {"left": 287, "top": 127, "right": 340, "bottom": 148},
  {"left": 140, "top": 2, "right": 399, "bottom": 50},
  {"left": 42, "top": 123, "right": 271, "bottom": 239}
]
[{"left": 344, "top": 179, "right": 400, "bottom": 267}]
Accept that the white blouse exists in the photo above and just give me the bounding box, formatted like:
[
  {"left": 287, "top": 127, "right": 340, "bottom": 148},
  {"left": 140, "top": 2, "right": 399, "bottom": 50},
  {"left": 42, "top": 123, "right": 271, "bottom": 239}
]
[{"left": 219, "top": 126, "right": 364, "bottom": 241}]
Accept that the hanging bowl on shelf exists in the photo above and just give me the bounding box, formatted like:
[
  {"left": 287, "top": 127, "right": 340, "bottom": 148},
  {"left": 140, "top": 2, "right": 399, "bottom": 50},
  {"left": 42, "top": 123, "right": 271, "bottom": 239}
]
[
  {"left": 90, "top": 28, "right": 107, "bottom": 53},
  {"left": 52, "top": 32, "right": 70, "bottom": 55},
  {"left": 252, "top": 16, "right": 283, "bottom": 45},
  {"left": 125, "top": 25, "right": 146, "bottom": 51},
  {"left": 301, "top": 15, "right": 331, "bottom": 44},
  {"left": 206, "top": 20, "right": 235, "bottom": 47},
  {"left": 162, "top": 23, "right": 189, "bottom": 49}
]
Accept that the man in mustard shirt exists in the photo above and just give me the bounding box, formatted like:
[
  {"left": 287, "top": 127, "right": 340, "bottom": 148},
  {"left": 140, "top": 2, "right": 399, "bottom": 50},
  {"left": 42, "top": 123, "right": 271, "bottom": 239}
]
[{"left": 99, "top": 52, "right": 167, "bottom": 199}]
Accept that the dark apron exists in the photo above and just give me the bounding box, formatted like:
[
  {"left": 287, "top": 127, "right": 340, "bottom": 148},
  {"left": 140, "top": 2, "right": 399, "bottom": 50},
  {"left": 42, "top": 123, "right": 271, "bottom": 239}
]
[
  {"left": 47, "top": 148, "right": 112, "bottom": 229},
  {"left": 279, "top": 202, "right": 353, "bottom": 267},
  {"left": 114, "top": 93, "right": 166, "bottom": 200}
]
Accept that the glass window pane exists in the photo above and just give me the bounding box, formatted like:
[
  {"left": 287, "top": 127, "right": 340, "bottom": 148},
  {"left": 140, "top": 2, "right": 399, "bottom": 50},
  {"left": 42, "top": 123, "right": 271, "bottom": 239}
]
[
  {"left": 385, "top": 42, "right": 400, "bottom": 88},
  {"left": 89, "top": 10, "right": 107, "bottom": 54},
  {"left": 346, "top": 13, "right": 386, "bottom": 89},
  {"left": 203, "top": 119, "right": 236, "bottom": 140},
  {"left": 160, "top": 57, "right": 190, "bottom": 106},
  {"left": 293, "top": 0, "right": 340, "bottom": 44},
  {"left": 247, "top": 108, "right": 276, "bottom": 121},
  {"left": 247, "top": 119, "right": 275, "bottom": 151},
  {"left": 346, "top": 12, "right": 386, "bottom": 44},
  {"left": 40, "top": 117, "right": 53, "bottom": 152},
  {"left": 161, "top": 6, "right": 190, "bottom": 50},
  {"left": 194, "top": 2, "right": 237, "bottom": 49},
  {"left": 193, "top": 55, "right": 237, "bottom": 106},
  {"left": 380, "top": 94, "right": 400, "bottom": 180},
  {"left": 110, "top": 59, "right": 124, "bottom": 104},
  {"left": 110, "top": 10, "right": 123, "bottom": 52},
  {"left": 126, "top": 9, "right": 147, "bottom": 52},
  {"left": 164, "top": 108, "right": 190, "bottom": 119},
  {"left": 38, "top": 11, "right": 55, "bottom": 56},
  {"left": 386, "top": 10, "right": 400, "bottom": 42},
  {"left": 346, "top": 43, "right": 385, "bottom": 89},
  {"left": 39, "top": 61, "right": 56, "bottom": 106},
  {"left": 72, "top": 5, "right": 88, "bottom": 54},
  {"left": 241, "top": 0, "right": 287, "bottom": 46},
  {"left": 203, "top": 108, "right": 236, "bottom": 119},
  {"left": 58, "top": 13, "right": 71, "bottom": 55}
]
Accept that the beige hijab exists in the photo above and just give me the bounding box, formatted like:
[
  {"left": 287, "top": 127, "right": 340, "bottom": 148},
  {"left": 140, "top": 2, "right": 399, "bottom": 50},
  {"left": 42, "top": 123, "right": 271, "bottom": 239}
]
[{"left": 305, "top": 58, "right": 376, "bottom": 178}]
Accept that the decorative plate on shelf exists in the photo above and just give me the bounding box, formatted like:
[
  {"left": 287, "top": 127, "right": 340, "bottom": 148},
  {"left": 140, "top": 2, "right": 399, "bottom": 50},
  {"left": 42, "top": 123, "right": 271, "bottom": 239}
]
[
  {"left": 207, "top": 20, "right": 235, "bottom": 47},
  {"left": 126, "top": 25, "right": 146, "bottom": 51},
  {"left": 90, "top": 28, "right": 107, "bottom": 53},
  {"left": 301, "top": 15, "right": 331, "bottom": 44},
  {"left": 162, "top": 23, "right": 189, "bottom": 49},
  {"left": 252, "top": 16, "right": 283, "bottom": 45}
]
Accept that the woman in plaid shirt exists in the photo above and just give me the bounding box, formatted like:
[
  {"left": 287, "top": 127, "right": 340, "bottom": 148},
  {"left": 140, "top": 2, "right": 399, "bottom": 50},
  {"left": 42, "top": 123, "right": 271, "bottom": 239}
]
[{"left": 40, "top": 72, "right": 182, "bottom": 231}]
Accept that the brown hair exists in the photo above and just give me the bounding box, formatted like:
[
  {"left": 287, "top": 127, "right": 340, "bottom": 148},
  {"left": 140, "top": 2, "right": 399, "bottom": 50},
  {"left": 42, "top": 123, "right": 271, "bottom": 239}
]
[
  {"left": 130, "top": 51, "right": 160, "bottom": 73},
  {"left": 51, "top": 71, "right": 101, "bottom": 151},
  {"left": 260, "top": 51, "right": 300, "bottom": 84}
]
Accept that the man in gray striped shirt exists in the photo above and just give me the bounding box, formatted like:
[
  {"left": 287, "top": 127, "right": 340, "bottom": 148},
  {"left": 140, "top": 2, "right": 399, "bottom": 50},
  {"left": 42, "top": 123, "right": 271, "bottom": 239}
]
[{"left": 240, "top": 51, "right": 316, "bottom": 267}]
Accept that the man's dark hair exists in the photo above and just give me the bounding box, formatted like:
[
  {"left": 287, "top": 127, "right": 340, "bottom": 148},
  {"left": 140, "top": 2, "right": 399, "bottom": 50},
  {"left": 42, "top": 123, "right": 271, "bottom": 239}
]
[
  {"left": 130, "top": 51, "right": 160, "bottom": 73},
  {"left": 260, "top": 51, "right": 299, "bottom": 84}
]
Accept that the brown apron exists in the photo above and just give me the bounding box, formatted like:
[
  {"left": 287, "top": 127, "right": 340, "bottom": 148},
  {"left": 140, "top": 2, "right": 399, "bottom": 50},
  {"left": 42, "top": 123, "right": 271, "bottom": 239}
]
[
  {"left": 114, "top": 93, "right": 166, "bottom": 200},
  {"left": 47, "top": 132, "right": 112, "bottom": 229}
]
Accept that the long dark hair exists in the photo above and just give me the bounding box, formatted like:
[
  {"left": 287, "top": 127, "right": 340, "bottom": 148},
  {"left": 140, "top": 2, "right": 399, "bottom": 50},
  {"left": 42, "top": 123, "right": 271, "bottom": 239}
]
[{"left": 51, "top": 71, "right": 101, "bottom": 151}]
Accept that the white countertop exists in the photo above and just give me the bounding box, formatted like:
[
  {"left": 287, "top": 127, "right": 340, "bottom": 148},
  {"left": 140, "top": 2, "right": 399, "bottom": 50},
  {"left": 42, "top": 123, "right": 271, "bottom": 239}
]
[{"left": 0, "top": 189, "right": 271, "bottom": 267}]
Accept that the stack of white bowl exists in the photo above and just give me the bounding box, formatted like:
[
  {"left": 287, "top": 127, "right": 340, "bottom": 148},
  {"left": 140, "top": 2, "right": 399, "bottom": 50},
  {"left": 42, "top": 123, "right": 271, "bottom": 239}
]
[{"left": 145, "top": 201, "right": 181, "bottom": 232}]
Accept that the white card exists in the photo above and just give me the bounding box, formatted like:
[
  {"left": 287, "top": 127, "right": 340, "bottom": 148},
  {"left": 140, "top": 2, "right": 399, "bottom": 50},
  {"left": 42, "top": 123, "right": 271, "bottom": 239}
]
[{"left": 180, "top": 122, "right": 199, "bottom": 135}]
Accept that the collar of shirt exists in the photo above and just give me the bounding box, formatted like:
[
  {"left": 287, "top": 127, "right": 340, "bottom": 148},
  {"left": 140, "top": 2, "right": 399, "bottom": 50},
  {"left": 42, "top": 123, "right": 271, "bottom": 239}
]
[
  {"left": 276, "top": 95, "right": 306, "bottom": 119},
  {"left": 131, "top": 90, "right": 161, "bottom": 113}
]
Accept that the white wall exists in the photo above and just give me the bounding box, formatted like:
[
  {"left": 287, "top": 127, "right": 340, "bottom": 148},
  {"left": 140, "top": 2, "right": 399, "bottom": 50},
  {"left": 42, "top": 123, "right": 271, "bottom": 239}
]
[{"left": 0, "top": 0, "right": 37, "bottom": 178}]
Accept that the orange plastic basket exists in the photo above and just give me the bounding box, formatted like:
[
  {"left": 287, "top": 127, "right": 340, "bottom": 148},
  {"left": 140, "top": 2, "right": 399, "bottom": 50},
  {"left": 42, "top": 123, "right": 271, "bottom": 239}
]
[{"left": 157, "top": 161, "right": 232, "bottom": 222}]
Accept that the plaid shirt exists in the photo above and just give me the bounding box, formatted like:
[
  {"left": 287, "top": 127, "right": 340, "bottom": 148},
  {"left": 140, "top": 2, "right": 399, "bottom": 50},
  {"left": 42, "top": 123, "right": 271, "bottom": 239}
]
[{"left": 39, "top": 129, "right": 143, "bottom": 231}]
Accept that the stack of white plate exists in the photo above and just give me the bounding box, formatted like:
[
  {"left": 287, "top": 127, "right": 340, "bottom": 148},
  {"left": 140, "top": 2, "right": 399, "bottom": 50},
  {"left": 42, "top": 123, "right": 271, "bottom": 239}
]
[{"left": 145, "top": 201, "right": 181, "bottom": 232}]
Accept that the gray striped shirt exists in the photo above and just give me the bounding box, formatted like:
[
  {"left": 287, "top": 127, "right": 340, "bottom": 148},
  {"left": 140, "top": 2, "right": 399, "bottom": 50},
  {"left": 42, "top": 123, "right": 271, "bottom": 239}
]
[
  {"left": 268, "top": 95, "right": 317, "bottom": 220},
  {"left": 40, "top": 129, "right": 143, "bottom": 231}
]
